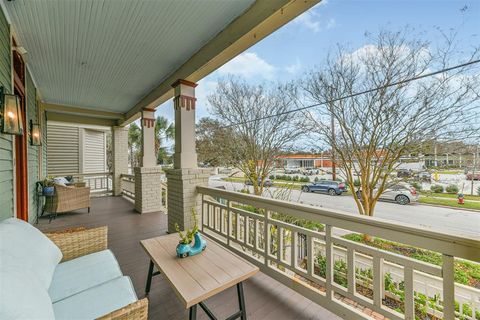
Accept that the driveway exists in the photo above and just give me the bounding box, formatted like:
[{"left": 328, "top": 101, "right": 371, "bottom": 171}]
[{"left": 209, "top": 176, "right": 480, "bottom": 240}]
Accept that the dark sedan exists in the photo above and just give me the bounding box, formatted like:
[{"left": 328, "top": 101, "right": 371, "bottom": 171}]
[{"left": 301, "top": 181, "right": 347, "bottom": 196}]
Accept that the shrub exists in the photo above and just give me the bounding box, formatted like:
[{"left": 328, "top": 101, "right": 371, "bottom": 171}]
[
  {"left": 300, "top": 177, "right": 310, "bottom": 183},
  {"left": 445, "top": 184, "right": 459, "bottom": 194},
  {"left": 314, "top": 177, "right": 319, "bottom": 182},
  {"left": 353, "top": 179, "right": 361, "bottom": 187},
  {"left": 430, "top": 185, "right": 444, "bottom": 193},
  {"left": 269, "top": 175, "right": 275, "bottom": 180},
  {"left": 292, "top": 175, "right": 299, "bottom": 182},
  {"left": 411, "top": 182, "right": 421, "bottom": 190}
]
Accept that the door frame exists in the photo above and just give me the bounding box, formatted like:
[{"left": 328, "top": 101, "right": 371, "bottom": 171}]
[{"left": 12, "top": 37, "right": 28, "bottom": 221}]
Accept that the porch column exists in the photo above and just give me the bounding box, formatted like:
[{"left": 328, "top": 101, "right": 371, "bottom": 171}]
[
  {"left": 134, "top": 109, "right": 164, "bottom": 213},
  {"left": 112, "top": 126, "right": 128, "bottom": 196},
  {"left": 141, "top": 108, "right": 156, "bottom": 167},
  {"left": 166, "top": 79, "right": 210, "bottom": 233}
]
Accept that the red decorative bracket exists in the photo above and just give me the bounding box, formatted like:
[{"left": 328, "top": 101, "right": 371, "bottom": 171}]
[
  {"left": 142, "top": 118, "right": 155, "bottom": 128},
  {"left": 174, "top": 95, "right": 197, "bottom": 111}
]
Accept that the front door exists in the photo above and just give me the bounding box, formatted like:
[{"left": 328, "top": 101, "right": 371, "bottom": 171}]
[{"left": 13, "top": 42, "right": 28, "bottom": 221}]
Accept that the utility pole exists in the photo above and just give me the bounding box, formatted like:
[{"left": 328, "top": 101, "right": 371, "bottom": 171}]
[
  {"left": 331, "top": 114, "right": 336, "bottom": 181},
  {"left": 471, "top": 145, "right": 478, "bottom": 195}
]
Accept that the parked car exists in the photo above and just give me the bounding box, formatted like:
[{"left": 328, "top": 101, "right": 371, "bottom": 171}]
[
  {"left": 284, "top": 167, "right": 301, "bottom": 174},
  {"left": 466, "top": 172, "right": 480, "bottom": 181},
  {"left": 416, "top": 171, "right": 431, "bottom": 181},
  {"left": 301, "top": 181, "right": 347, "bottom": 196},
  {"left": 396, "top": 169, "right": 412, "bottom": 178},
  {"left": 245, "top": 178, "right": 273, "bottom": 187},
  {"left": 356, "top": 184, "right": 418, "bottom": 205}
]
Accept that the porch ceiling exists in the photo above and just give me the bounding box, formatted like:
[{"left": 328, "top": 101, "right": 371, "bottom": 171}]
[
  {"left": 4, "top": 0, "right": 255, "bottom": 112},
  {"left": 2, "top": 0, "right": 319, "bottom": 125}
]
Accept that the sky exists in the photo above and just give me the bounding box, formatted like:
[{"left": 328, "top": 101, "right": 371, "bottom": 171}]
[{"left": 154, "top": 0, "right": 480, "bottom": 124}]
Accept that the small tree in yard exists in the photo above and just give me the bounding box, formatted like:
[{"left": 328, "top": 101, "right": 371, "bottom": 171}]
[
  {"left": 209, "top": 77, "right": 303, "bottom": 196},
  {"left": 303, "top": 28, "right": 480, "bottom": 223}
]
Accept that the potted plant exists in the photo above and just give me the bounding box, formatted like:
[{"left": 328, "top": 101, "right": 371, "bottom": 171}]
[
  {"left": 175, "top": 209, "right": 206, "bottom": 258},
  {"left": 41, "top": 178, "right": 55, "bottom": 195}
]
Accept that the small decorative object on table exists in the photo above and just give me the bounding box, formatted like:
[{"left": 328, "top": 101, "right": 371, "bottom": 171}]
[
  {"left": 40, "top": 178, "right": 55, "bottom": 195},
  {"left": 175, "top": 210, "right": 206, "bottom": 258}
]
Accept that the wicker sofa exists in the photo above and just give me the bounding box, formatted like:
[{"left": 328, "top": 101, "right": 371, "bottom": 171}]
[
  {"left": 44, "top": 184, "right": 91, "bottom": 216},
  {"left": 0, "top": 218, "right": 148, "bottom": 319}
]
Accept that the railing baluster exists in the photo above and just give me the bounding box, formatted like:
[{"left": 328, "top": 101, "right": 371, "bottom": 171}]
[
  {"left": 244, "top": 215, "right": 248, "bottom": 244},
  {"left": 226, "top": 200, "right": 231, "bottom": 245},
  {"left": 325, "top": 225, "right": 333, "bottom": 300},
  {"left": 307, "top": 234, "right": 313, "bottom": 277},
  {"left": 264, "top": 211, "right": 269, "bottom": 265},
  {"left": 373, "top": 256, "right": 384, "bottom": 308},
  {"left": 277, "top": 226, "right": 282, "bottom": 262},
  {"left": 253, "top": 218, "right": 258, "bottom": 250},
  {"left": 347, "top": 247, "right": 355, "bottom": 295},
  {"left": 291, "top": 231, "right": 297, "bottom": 268},
  {"left": 442, "top": 254, "right": 455, "bottom": 320},
  {"left": 404, "top": 266, "right": 414, "bottom": 320}
]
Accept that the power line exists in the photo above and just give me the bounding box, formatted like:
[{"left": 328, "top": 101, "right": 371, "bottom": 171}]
[{"left": 221, "top": 59, "right": 480, "bottom": 129}]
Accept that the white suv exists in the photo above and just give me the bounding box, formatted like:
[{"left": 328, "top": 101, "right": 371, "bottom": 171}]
[{"left": 356, "top": 184, "right": 418, "bottom": 205}]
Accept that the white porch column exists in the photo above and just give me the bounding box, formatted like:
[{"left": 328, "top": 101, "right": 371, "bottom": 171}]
[
  {"left": 141, "top": 108, "right": 156, "bottom": 167},
  {"left": 134, "top": 109, "right": 164, "bottom": 213},
  {"left": 166, "top": 79, "right": 210, "bottom": 233},
  {"left": 112, "top": 126, "right": 128, "bottom": 196}
]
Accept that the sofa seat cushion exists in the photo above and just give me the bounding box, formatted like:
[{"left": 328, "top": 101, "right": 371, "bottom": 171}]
[
  {"left": 0, "top": 218, "right": 62, "bottom": 289},
  {"left": 49, "top": 249, "right": 123, "bottom": 303},
  {"left": 0, "top": 265, "right": 55, "bottom": 320},
  {"left": 53, "top": 276, "right": 138, "bottom": 320}
]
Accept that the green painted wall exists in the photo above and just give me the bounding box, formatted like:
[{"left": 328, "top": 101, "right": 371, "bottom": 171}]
[
  {"left": 26, "top": 71, "right": 39, "bottom": 223},
  {"left": 0, "top": 8, "right": 13, "bottom": 222}
]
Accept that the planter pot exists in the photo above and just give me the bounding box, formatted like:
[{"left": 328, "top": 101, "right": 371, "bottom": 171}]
[
  {"left": 43, "top": 186, "right": 54, "bottom": 196},
  {"left": 176, "top": 233, "right": 207, "bottom": 258}
]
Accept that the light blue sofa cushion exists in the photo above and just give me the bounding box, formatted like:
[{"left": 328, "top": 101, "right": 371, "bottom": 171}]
[
  {"left": 0, "top": 265, "right": 55, "bottom": 320},
  {"left": 53, "top": 276, "right": 138, "bottom": 320},
  {"left": 49, "top": 249, "right": 123, "bottom": 303},
  {"left": 0, "top": 218, "right": 62, "bottom": 289}
]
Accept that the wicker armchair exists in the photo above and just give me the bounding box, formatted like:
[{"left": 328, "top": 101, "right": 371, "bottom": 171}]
[
  {"left": 45, "top": 227, "right": 149, "bottom": 320},
  {"left": 44, "top": 184, "right": 91, "bottom": 215}
]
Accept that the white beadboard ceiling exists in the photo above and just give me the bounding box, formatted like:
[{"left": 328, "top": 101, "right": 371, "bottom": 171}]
[{"left": 4, "top": 0, "right": 255, "bottom": 113}]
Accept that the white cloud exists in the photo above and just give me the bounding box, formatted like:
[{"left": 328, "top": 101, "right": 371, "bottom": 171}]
[
  {"left": 217, "top": 52, "right": 276, "bottom": 80},
  {"left": 286, "top": 59, "right": 302, "bottom": 74},
  {"left": 292, "top": 7, "right": 336, "bottom": 33}
]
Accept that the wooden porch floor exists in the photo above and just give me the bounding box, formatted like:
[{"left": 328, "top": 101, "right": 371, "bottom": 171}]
[{"left": 37, "top": 196, "right": 341, "bottom": 320}]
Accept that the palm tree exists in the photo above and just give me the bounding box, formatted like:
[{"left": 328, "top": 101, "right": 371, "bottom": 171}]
[
  {"left": 128, "top": 122, "right": 141, "bottom": 170},
  {"left": 154, "top": 116, "right": 174, "bottom": 164}
]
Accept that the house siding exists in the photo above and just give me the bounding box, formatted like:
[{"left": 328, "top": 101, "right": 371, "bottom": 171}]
[
  {"left": 0, "top": 8, "right": 13, "bottom": 221},
  {"left": 26, "top": 71, "right": 39, "bottom": 223}
]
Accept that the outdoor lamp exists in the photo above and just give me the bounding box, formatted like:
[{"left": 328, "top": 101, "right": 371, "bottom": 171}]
[
  {"left": 0, "top": 86, "right": 23, "bottom": 135},
  {"left": 30, "top": 119, "right": 41, "bottom": 146}
]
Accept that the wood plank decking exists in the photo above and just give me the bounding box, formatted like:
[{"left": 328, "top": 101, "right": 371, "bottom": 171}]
[{"left": 37, "top": 196, "right": 340, "bottom": 320}]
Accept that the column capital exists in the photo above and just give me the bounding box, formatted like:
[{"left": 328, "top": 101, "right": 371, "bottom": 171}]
[{"left": 171, "top": 79, "right": 198, "bottom": 88}]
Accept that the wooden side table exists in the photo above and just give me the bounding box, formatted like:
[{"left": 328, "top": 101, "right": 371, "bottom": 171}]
[{"left": 141, "top": 233, "right": 259, "bottom": 320}]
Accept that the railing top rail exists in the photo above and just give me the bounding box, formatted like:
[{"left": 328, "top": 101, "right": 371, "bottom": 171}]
[
  {"left": 197, "top": 186, "right": 480, "bottom": 261},
  {"left": 54, "top": 172, "right": 113, "bottom": 177},
  {"left": 120, "top": 174, "right": 135, "bottom": 179}
]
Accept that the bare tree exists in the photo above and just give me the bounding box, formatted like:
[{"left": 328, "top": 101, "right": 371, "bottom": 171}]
[
  {"left": 209, "top": 77, "right": 303, "bottom": 195},
  {"left": 303, "top": 28, "right": 480, "bottom": 220}
]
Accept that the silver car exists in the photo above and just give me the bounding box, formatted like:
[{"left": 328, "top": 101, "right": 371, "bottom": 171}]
[{"left": 356, "top": 184, "right": 419, "bottom": 205}]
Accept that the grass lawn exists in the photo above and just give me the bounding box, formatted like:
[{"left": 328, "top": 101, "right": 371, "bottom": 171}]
[
  {"left": 420, "top": 192, "right": 480, "bottom": 201},
  {"left": 435, "top": 170, "right": 463, "bottom": 174},
  {"left": 419, "top": 196, "right": 480, "bottom": 210},
  {"left": 222, "top": 177, "right": 303, "bottom": 190},
  {"left": 343, "top": 233, "right": 480, "bottom": 288}
]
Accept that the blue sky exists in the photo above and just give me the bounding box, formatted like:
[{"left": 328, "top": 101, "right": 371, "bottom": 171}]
[{"left": 155, "top": 0, "right": 480, "bottom": 123}]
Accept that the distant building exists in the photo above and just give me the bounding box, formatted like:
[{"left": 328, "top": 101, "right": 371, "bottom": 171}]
[{"left": 275, "top": 154, "right": 332, "bottom": 168}]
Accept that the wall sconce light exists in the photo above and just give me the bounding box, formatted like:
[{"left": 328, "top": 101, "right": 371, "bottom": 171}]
[
  {"left": 30, "top": 119, "right": 41, "bottom": 146},
  {"left": 0, "top": 86, "right": 23, "bottom": 135}
]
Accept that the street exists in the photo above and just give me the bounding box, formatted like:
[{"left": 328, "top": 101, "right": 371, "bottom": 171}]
[{"left": 209, "top": 176, "right": 480, "bottom": 240}]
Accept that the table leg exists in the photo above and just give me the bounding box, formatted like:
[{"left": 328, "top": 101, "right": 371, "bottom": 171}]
[
  {"left": 189, "top": 304, "right": 197, "bottom": 320},
  {"left": 237, "top": 282, "right": 246, "bottom": 320},
  {"left": 145, "top": 260, "right": 154, "bottom": 295}
]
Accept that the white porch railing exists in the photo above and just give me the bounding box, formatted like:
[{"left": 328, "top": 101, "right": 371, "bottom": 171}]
[
  {"left": 120, "top": 174, "right": 135, "bottom": 200},
  {"left": 120, "top": 174, "right": 168, "bottom": 210},
  {"left": 198, "top": 186, "right": 480, "bottom": 320},
  {"left": 67, "top": 172, "right": 113, "bottom": 196}
]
